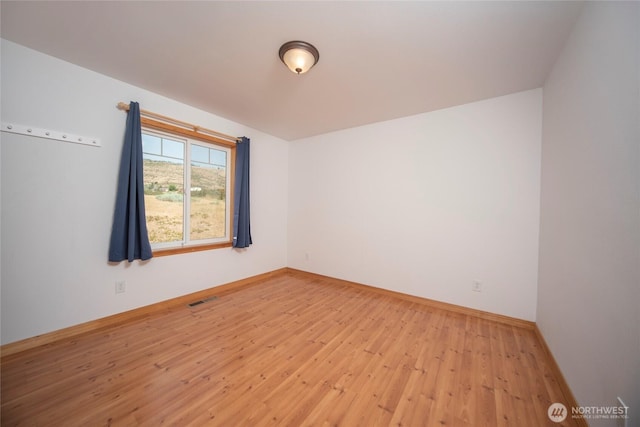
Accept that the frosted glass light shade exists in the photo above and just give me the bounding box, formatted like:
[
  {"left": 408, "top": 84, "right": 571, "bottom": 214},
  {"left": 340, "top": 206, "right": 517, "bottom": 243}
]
[
  {"left": 282, "top": 48, "right": 315, "bottom": 74},
  {"left": 279, "top": 41, "right": 319, "bottom": 75}
]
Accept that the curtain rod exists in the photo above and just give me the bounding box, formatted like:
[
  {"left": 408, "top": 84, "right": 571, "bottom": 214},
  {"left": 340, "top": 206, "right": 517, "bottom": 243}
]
[{"left": 117, "top": 102, "right": 239, "bottom": 143}]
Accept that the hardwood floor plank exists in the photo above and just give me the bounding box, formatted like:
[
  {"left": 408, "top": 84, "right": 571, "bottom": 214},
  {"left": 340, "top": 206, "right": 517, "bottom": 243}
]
[{"left": 2, "top": 273, "right": 580, "bottom": 426}]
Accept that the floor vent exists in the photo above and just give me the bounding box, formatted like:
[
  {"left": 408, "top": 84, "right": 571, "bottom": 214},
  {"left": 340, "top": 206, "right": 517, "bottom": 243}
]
[{"left": 188, "top": 295, "right": 218, "bottom": 307}]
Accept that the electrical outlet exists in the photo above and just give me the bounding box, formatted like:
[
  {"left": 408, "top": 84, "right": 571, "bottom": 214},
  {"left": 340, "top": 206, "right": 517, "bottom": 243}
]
[
  {"left": 472, "top": 281, "right": 482, "bottom": 292},
  {"left": 115, "top": 280, "right": 126, "bottom": 294}
]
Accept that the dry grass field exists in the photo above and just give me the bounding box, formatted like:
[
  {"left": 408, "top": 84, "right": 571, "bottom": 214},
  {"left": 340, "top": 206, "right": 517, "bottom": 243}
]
[
  {"left": 144, "top": 195, "right": 226, "bottom": 242},
  {"left": 143, "top": 159, "right": 227, "bottom": 242}
]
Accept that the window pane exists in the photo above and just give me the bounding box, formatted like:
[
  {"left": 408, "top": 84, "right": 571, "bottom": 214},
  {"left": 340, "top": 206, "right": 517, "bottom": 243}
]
[
  {"left": 142, "top": 133, "right": 161, "bottom": 155},
  {"left": 190, "top": 144, "right": 227, "bottom": 241},
  {"left": 191, "top": 144, "right": 209, "bottom": 164},
  {"left": 142, "top": 134, "right": 185, "bottom": 244},
  {"left": 162, "top": 138, "right": 184, "bottom": 160},
  {"left": 209, "top": 149, "right": 227, "bottom": 168}
]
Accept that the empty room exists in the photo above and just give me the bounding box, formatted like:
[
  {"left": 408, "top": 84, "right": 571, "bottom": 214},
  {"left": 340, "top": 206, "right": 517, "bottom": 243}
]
[{"left": 1, "top": 1, "right": 638, "bottom": 426}]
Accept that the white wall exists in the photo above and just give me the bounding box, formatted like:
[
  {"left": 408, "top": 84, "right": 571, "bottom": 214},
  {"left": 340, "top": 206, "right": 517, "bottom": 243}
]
[
  {"left": 0, "top": 40, "right": 289, "bottom": 344},
  {"left": 288, "top": 89, "right": 542, "bottom": 321},
  {"left": 538, "top": 2, "right": 640, "bottom": 426}
]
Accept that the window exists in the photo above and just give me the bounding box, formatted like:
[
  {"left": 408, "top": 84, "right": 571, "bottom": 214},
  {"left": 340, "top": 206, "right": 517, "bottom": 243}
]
[{"left": 141, "top": 121, "right": 235, "bottom": 255}]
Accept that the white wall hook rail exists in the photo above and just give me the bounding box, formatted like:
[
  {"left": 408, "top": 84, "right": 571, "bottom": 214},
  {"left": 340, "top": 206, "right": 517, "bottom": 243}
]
[{"left": 1, "top": 122, "right": 101, "bottom": 147}]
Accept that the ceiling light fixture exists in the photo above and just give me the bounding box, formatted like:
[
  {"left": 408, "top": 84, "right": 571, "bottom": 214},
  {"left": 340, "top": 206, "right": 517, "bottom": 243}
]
[{"left": 279, "top": 41, "right": 320, "bottom": 75}]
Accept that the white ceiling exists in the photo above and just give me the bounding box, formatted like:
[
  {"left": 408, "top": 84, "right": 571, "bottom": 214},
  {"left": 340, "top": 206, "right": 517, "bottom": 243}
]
[{"left": 1, "top": 1, "right": 583, "bottom": 141}]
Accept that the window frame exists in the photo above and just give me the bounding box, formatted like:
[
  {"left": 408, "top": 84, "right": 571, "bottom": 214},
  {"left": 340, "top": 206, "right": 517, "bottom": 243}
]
[{"left": 141, "top": 117, "right": 236, "bottom": 257}]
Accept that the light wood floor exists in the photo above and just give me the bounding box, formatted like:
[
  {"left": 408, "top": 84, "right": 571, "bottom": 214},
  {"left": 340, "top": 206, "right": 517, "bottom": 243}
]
[{"left": 2, "top": 273, "right": 578, "bottom": 426}]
